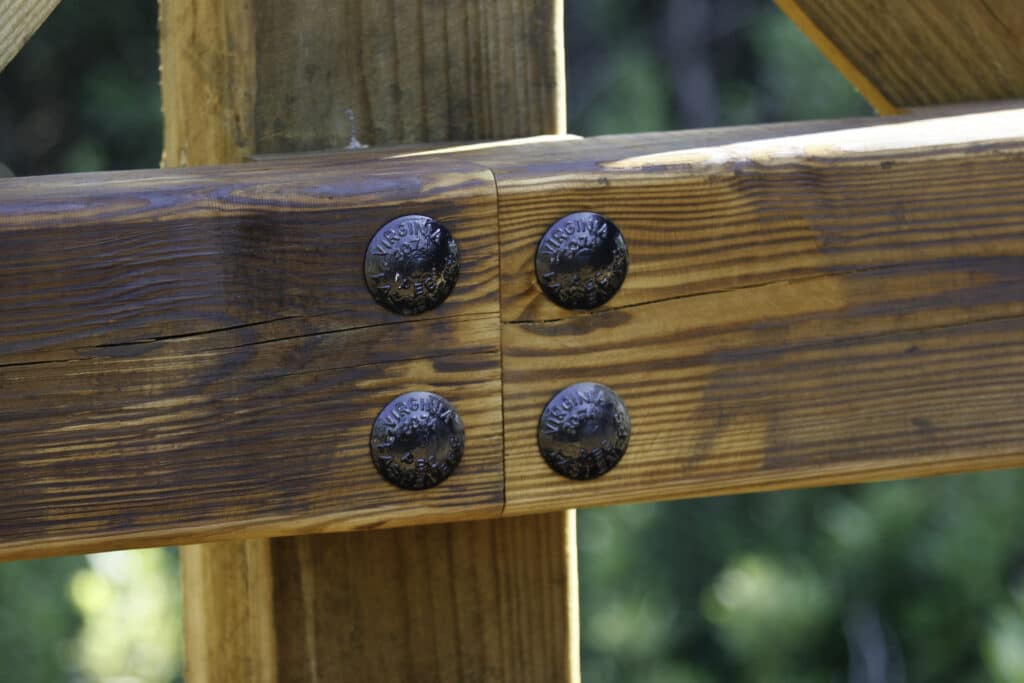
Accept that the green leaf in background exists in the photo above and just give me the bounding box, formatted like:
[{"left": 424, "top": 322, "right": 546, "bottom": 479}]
[
  {"left": 69, "top": 549, "right": 182, "bottom": 683},
  {"left": 0, "top": 556, "right": 85, "bottom": 681}
]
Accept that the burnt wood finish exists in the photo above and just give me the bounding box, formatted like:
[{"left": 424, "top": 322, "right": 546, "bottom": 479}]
[
  {"left": 0, "top": 105, "right": 1023, "bottom": 558},
  {"left": 0, "top": 155, "right": 504, "bottom": 559}
]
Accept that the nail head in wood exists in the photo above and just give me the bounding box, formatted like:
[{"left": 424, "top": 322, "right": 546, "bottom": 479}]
[
  {"left": 364, "top": 215, "right": 460, "bottom": 315},
  {"left": 535, "top": 211, "right": 628, "bottom": 310},
  {"left": 537, "top": 382, "right": 630, "bottom": 480},
  {"left": 370, "top": 391, "right": 465, "bottom": 490}
]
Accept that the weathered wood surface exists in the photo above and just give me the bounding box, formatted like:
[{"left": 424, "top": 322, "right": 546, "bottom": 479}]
[
  {"left": 0, "top": 158, "right": 500, "bottom": 362},
  {"left": 160, "top": 1, "right": 577, "bottom": 683},
  {"left": 1, "top": 106, "right": 1023, "bottom": 557},
  {"left": 0, "top": 156, "right": 505, "bottom": 559},
  {"left": 481, "top": 107, "right": 1024, "bottom": 513},
  {"left": 160, "top": 0, "right": 565, "bottom": 165},
  {"left": 775, "top": 0, "right": 1024, "bottom": 113},
  {"left": 185, "top": 514, "right": 579, "bottom": 682},
  {"left": 0, "top": 0, "right": 62, "bottom": 74}
]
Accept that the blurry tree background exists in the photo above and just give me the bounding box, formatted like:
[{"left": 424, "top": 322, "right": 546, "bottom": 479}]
[{"left": 0, "top": 1, "right": 1022, "bottom": 682}]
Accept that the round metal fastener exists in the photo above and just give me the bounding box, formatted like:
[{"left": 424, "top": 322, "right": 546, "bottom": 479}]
[
  {"left": 370, "top": 391, "right": 465, "bottom": 490},
  {"left": 534, "top": 211, "right": 628, "bottom": 310},
  {"left": 537, "top": 382, "right": 630, "bottom": 480},
  {"left": 364, "top": 215, "right": 460, "bottom": 315}
]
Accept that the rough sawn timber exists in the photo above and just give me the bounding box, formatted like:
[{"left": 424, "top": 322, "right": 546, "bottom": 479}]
[
  {"left": 474, "top": 106, "right": 1024, "bottom": 514},
  {"left": 775, "top": 0, "right": 1024, "bottom": 113},
  {"left": 158, "top": 1, "right": 578, "bottom": 682},
  {"left": 0, "top": 0, "right": 62, "bottom": 74},
  {"left": 0, "top": 105, "right": 1022, "bottom": 558},
  {"left": 0, "top": 154, "right": 505, "bottom": 559}
]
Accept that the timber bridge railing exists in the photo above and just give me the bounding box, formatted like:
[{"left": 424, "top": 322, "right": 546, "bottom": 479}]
[{"left": 1, "top": 1, "right": 1022, "bottom": 680}]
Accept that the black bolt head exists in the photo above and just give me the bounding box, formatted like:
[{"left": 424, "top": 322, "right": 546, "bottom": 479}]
[
  {"left": 370, "top": 391, "right": 465, "bottom": 490},
  {"left": 364, "top": 215, "right": 460, "bottom": 315},
  {"left": 535, "top": 212, "right": 628, "bottom": 310},
  {"left": 537, "top": 382, "right": 630, "bottom": 480}
]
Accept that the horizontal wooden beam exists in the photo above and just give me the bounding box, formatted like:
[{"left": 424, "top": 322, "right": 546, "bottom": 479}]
[
  {"left": 1, "top": 104, "right": 1023, "bottom": 559},
  {"left": 0, "top": 154, "right": 506, "bottom": 558}
]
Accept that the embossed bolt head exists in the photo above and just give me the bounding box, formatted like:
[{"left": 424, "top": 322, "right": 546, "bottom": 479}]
[
  {"left": 364, "top": 215, "right": 460, "bottom": 315},
  {"left": 370, "top": 391, "right": 465, "bottom": 490},
  {"left": 537, "top": 382, "right": 630, "bottom": 480},
  {"left": 535, "top": 212, "right": 628, "bottom": 310}
]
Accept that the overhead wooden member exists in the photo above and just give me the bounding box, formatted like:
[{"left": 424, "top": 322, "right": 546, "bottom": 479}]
[
  {"left": 775, "top": 0, "right": 1024, "bottom": 113},
  {"left": 0, "top": 0, "right": 62, "bottom": 73}
]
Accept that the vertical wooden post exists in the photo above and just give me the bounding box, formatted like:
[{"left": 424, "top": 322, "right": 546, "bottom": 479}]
[{"left": 159, "top": 2, "right": 577, "bottom": 681}]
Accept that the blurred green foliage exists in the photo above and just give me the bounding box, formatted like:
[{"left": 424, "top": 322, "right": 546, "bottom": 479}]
[
  {"left": 0, "top": 555, "right": 85, "bottom": 680},
  {"left": 69, "top": 549, "right": 182, "bottom": 682},
  {"left": 0, "top": 1, "right": 160, "bottom": 175},
  {"left": 0, "top": 1, "right": 1021, "bottom": 682},
  {"left": 580, "top": 472, "right": 1024, "bottom": 682}
]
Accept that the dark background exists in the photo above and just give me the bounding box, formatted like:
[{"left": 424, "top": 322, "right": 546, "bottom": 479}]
[{"left": 1, "top": 1, "right": 1022, "bottom": 681}]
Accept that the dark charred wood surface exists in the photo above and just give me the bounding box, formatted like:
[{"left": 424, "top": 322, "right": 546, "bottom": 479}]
[
  {"left": 1, "top": 106, "right": 1023, "bottom": 558},
  {"left": 0, "top": 156, "right": 504, "bottom": 559}
]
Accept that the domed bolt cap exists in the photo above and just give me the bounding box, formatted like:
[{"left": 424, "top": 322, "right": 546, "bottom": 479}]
[
  {"left": 537, "top": 382, "right": 630, "bottom": 480},
  {"left": 364, "top": 215, "right": 460, "bottom": 315},
  {"left": 534, "top": 211, "right": 628, "bottom": 310},
  {"left": 370, "top": 391, "right": 465, "bottom": 490}
]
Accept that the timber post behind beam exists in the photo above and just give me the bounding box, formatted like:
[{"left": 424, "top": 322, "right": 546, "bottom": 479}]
[{"left": 158, "top": 1, "right": 577, "bottom": 682}]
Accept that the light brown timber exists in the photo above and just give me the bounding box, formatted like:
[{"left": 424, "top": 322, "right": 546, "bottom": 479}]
[
  {"left": 0, "top": 0, "right": 62, "bottom": 74},
  {"left": 159, "top": 0, "right": 566, "bottom": 165},
  {"left": 158, "top": 1, "right": 577, "bottom": 682},
  {"left": 179, "top": 517, "right": 579, "bottom": 682},
  {"left": 475, "top": 107, "right": 1024, "bottom": 514},
  {"left": 775, "top": 0, "right": 1024, "bottom": 112}
]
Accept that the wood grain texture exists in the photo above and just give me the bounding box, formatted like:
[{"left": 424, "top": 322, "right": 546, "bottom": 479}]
[
  {"left": 772, "top": 0, "right": 898, "bottom": 115},
  {"left": 775, "top": 0, "right": 1024, "bottom": 112},
  {"left": 2, "top": 104, "right": 1024, "bottom": 554},
  {"left": 0, "top": 156, "right": 504, "bottom": 559},
  {"left": 198, "top": 514, "right": 577, "bottom": 682},
  {"left": 0, "top": 0, "right": 61, "bottom": 74},
  {"left": 160, "top": 1, "right": 577, "bottom": 682},
  {"left": 482, "top": 106, "right": 1024, "bottom": 513},
  {"left": 181, "top": 539, "right": 278, "bottom": 683},
  {"left": 159, "top": 0, "right": 565, "bottom": 165},
  {"left": 0, "top": 157, "right": 499, "bottom": 363}
]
